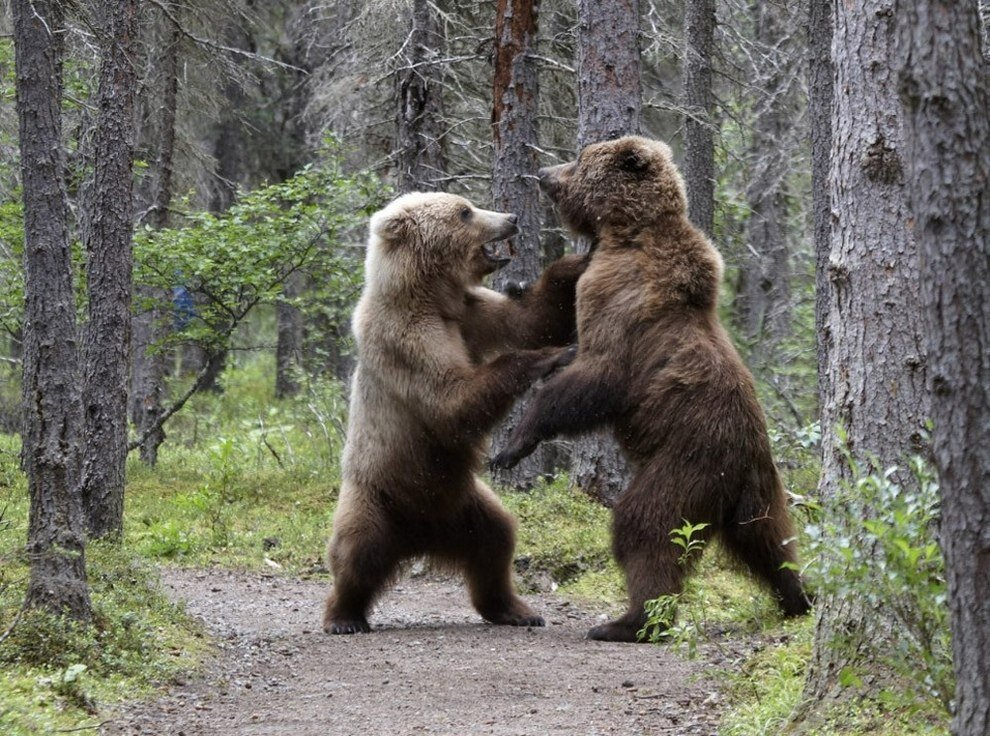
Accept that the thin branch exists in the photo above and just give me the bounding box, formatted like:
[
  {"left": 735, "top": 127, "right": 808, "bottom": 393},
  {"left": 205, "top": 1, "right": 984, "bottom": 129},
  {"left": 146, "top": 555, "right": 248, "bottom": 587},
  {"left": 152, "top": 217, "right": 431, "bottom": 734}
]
[
  {"left": 0, "top": 602, "right": 26, "bottom": 646},
  {"left": 146, "top": 0, "right": 307, "bottom": 74}
]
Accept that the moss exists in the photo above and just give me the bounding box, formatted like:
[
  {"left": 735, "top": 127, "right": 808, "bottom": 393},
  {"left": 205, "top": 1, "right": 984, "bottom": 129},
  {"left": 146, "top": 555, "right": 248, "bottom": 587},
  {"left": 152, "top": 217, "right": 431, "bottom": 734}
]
[{"left": 0, "top": 543, "right": 206, "bottom": 735}]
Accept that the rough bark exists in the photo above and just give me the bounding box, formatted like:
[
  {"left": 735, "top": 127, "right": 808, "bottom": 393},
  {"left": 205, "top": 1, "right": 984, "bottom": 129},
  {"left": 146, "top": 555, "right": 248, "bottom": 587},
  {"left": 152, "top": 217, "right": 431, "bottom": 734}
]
[
  {"left": 488, "top": 0, "right": 553, "bottom": 489},
  {"left": 800, "top": 0, "right": 930, "bottom": 710},
  {"left": 735, "top": 0, "right": 793, "bottom": 356},
  {"left": 80, "top": 0, "right": 139, "bottom": 539},
  {"left": 131, "top": 10, "right": 181, "bottom": 466},
  {"left": 809, "top": 0, "right": 833, "bottom": 402},
  {"left": 571, "top": 0, "right": 640, "bottom": 505},
  {"left": 576, "top": 0, "right": 642, "bottom": 147},
  {"left": 13, "top": 0, "right": 91, "bottom": 620},
  {"left": 896, "top": 3, "right": 990, "bottom": 732},
  {"left": 681, "top": 0, "right": 715, "bottom": 236},
  {"left": 394, "top": 0, "right": 445, "bottom": 192}
]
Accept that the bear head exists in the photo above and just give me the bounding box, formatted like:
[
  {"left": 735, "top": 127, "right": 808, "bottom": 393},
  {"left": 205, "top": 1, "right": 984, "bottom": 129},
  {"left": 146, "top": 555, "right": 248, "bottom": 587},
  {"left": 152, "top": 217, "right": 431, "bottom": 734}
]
[
  {"left": 366, "top": 192, "right": 519, "bottom": 292},
  {"left": 538, "top": 136, "right": 687, "bottom": 238}
]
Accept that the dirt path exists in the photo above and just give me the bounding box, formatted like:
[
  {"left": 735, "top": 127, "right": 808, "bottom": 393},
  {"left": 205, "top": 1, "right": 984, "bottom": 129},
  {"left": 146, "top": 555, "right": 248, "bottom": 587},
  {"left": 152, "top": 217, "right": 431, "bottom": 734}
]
[{"left": 102, "top": 567, "right": 725, "bottom": 736}]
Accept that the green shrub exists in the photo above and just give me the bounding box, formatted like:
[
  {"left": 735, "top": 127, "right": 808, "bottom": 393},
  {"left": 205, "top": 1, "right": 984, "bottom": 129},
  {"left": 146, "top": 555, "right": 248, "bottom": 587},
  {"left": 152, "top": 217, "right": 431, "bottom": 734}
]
[{"left": 804, "top": 453, "right": 952, "bottom": 710}]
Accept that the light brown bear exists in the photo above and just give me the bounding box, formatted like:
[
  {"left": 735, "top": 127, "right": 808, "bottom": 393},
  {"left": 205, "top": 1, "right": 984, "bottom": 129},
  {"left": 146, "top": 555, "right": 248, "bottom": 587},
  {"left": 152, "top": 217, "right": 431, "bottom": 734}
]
[
  {"left": 492, "top": 136, "right": 811, "bottom": 642},
  {"left": 324, "top": 191, "right": 586, "bottom": 634}
]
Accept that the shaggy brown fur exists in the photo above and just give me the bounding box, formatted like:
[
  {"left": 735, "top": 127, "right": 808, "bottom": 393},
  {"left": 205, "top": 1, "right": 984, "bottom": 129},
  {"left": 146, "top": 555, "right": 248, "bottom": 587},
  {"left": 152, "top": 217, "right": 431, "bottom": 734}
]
[
  {"left": 492, "top": 136, "right": 811, "bottom": 642},
  {"left": 324, "top": 191, "right": 586, "bottom": 634}
]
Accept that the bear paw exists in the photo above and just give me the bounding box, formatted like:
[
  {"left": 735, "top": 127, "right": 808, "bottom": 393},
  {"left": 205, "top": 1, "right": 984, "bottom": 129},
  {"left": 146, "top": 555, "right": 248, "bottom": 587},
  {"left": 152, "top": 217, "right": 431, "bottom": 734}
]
[
  {"left": 324, "top": 617, "right": 371, "bottom": 635},
  {"left": 586, "top": 620, "right": 642, "bottom": 643},
  {"left": 483, "top": 607, "right": 546, "bottom": 628}
]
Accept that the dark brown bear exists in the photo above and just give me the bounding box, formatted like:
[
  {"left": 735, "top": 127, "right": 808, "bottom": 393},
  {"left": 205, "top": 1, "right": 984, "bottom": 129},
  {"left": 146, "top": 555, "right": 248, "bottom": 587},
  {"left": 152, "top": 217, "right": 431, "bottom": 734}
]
[
  {"left": 492, "top": 137, "right": 811, "bottom": 642},
  {"left": 324, "top": 191, "right": 585, "bottom": 635}
]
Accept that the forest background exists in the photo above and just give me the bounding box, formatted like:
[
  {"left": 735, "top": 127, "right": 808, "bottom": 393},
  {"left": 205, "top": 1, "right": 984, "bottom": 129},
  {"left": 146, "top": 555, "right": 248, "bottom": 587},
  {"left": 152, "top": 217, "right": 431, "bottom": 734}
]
[{"left": 0, "top": 1, "right": 988, "bottom": 735}]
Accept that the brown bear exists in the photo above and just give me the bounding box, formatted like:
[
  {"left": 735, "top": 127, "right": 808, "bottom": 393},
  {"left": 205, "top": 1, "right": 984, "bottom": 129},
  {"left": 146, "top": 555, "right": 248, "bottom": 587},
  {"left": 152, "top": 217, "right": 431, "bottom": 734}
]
[
  {"left": 492, "top": 136, "right": 811, "bottom": 642},
  {"left": 324, "top": 191, "right": 586, "bottom": 634}
]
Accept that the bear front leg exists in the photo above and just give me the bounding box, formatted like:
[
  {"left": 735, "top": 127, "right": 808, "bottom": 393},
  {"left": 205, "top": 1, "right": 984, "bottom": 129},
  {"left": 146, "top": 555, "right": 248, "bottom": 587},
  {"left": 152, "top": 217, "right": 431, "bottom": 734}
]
[{"left": 491, "top": 358, "right": 621, "bottom": 470}]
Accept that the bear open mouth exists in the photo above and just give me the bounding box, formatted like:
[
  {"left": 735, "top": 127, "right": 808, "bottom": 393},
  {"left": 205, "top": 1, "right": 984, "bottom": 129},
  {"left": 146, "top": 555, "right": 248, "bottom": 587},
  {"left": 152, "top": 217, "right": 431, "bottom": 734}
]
[{"left": 482, "top": 240, "right": 515, "bottom": 270}]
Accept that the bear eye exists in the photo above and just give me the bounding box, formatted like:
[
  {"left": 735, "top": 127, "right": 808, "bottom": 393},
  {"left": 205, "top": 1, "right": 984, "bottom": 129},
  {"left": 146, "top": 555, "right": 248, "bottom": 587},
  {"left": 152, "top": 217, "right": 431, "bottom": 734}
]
[{"left": 459, "top": 207, "right": 472, "bottom": 222}]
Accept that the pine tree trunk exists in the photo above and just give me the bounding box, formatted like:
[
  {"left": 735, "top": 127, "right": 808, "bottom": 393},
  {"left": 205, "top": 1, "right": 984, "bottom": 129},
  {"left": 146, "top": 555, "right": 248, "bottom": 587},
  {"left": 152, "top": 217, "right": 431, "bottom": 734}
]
[
  {"left": 896, "top": 3, "right": 990, "bottom": 732},
  {"left": 81, "top": 0, "right": 139, "bottom": 540},
  {"left": 131, "top": 11, "right": 180, "bottom": 467},
  {"left": 570, "top": 0, "right": 640, "bottom": 505},
  {"left": 394, "top": 0, "right": 445, "bottom": 192},
  {"left": 682, "top": 0, "right": 715, "bottom": 237},
  {"left": 13, "top": 0, "right": 91, "bottom": 620},
  {"left": 809, "top": 0, "right": 833, "bottom": 402},
  {"left": 800, "top": 0, "right": 930, "bottom": 711},
  {"left": 735, "top": 0, "right": 792, "bottom": 357},
  {"left": 489, "top": 0, "right": 554, "bottom": 489}
]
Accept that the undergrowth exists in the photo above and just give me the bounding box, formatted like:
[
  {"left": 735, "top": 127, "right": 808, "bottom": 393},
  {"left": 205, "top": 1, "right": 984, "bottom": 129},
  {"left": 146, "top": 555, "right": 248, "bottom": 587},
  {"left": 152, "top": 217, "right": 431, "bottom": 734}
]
[{"left": 0, "top": 357, "right": 952, "bottom": 736}]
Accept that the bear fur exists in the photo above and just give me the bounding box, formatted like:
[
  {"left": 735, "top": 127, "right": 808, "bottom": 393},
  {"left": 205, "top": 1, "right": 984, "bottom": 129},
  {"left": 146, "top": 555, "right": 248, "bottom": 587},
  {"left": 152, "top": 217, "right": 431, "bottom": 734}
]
[
  {"left": 324, "top": 191, "right": 586, "bottom": 634},
  {"left": 492, "top": 136, "right": 811, "bottom": 642}
]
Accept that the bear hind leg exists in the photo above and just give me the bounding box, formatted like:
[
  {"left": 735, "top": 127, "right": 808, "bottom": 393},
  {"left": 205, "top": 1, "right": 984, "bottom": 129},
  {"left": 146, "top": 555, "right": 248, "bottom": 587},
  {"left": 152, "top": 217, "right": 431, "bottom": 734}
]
[
  {"left": 324, "top": 532, "right": 401, "bottom": 635},
  {"left": 721, "top": 498, "right": 811, "bottom": 618},
  {"left": 452, "top": 484, "right": 544, "bottom": 627},
  {"left": 589, "top": 487, "right": 695, "bottom": 643}
]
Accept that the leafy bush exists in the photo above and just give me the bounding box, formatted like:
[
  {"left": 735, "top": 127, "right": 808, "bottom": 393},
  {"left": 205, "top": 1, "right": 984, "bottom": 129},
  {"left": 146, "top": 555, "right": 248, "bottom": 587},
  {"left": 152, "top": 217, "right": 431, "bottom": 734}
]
[
  {"left": 804, "top": 454, "right": 952, "bottom": 710},
  {"left": 133, "top": 142, "right": 385, "bottom": 359}
]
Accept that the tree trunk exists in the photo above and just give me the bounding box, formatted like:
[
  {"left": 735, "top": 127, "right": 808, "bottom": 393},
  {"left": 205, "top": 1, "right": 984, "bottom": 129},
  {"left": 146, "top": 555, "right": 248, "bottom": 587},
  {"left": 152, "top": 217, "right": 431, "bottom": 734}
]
[
  {"left": 682, "top": 0, "right": 715, "bottom": 236},
  {"left": 394, "top": 0, "right": 445, "bottom": 192},
  {"left": 13, "top": 0, "right": 91, "bottom": 620},
  {"left": 734, "top": 0, "right": 793, "bottom": 357},
  {"left": 131, "top": 10, "right": 181, "bottom": 466},
  {"left": 896, "top": 3, "right": 990, "bottom": 732},
  {"left": 80, "top": 0, "right": 139, "bottom": 540},
  {"left": 571, "top": 0, "right": 640, "bottom": 505},
  {"left": 809, "top": 0, "right": 833, "bottom": 402},
  {"left": 800, "top": 0, "right": 930, "bottom": 712},
  {"left": 488, "top": 0, "right": 554, "bottom": 489},
  {"left": 275, "top": 272, "right": 303, "bottom": 399}
]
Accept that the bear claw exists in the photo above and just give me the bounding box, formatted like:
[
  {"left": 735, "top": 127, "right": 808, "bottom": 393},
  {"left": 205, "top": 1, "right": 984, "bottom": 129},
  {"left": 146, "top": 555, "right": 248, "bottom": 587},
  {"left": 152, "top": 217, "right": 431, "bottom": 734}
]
[{"left": 325, "top": 618, "right": 371, "bottom": 635}]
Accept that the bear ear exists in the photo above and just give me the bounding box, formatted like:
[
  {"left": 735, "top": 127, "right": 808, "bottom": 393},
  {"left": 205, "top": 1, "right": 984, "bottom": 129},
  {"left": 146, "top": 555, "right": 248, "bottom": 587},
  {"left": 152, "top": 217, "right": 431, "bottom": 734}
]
[
  {"left": 372, "top": 209, "right": 416, "bottom": 244},
  {"left": 618, "top": 147, "right": 650, "bottom": 175}
]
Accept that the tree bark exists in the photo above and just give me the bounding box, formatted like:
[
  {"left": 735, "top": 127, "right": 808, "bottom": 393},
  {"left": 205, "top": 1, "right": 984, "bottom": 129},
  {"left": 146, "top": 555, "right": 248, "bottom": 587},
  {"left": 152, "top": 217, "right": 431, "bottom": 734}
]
[
  {"left": 13, "top": 0, "right": 91, "bottom": 620},
  {"left": 275, "top": 272, "right": 303, "bottom": 399},
  {"left": 488, "top": 0, "right": 554, "bottom": 489},
  {"left": 809, "top": 0, "right": 833, "bottom": 402},
  {"left": 896, "top": 3, "right": 990, "bottom": 732},
  {"left": 131, "top": 9, "right": 181, "bottom": 466},
  {"left": 682, "top": 0, "right": 715, "bottom": 236},
  {"left": 80, "top": 0, "right": 139, "bottom": 540},
  {"left": 394, "top": 0, "right": 445, "bottom": 192},
  {"left": 800, "top": 0, "right": 930, "bottom": 710},
  {"left": 570, "top": 0, "right": 640, "bottom": 505},
  {"left": 734, "top": 0, "right": 793, "bottom": 357}
]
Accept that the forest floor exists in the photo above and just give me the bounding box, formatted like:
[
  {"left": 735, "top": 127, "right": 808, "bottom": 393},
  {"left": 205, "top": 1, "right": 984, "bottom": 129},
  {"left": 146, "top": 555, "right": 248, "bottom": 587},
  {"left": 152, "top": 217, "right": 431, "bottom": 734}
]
[{"left": 100, "top": 567, "right": 729, "bottom": 736}]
